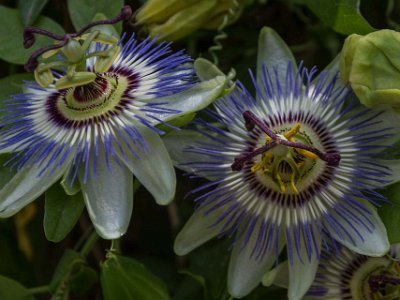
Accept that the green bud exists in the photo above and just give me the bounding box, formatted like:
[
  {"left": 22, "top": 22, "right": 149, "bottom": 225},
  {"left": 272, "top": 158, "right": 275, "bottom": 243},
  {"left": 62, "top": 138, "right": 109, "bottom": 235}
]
[
  {"left": 340, "top": 30, "right": 400, "bottom": 112},
  {"left": 136, "top": 0, "right": 250, "bottom": 41},
  {"left": 55, "top": 72, "right": 96, "bottom": 90},
  {"left": 135, "top": 0, "right": 201, "bottom": 25},
  {"left": 62, "top": 39, "right": 84, "bottom": 63},
  {"left": 149, "top": 0, "right": 216, "bottom": 42},
  {"left": 34, "top": 63, "right": 54, "bottom": 87}
]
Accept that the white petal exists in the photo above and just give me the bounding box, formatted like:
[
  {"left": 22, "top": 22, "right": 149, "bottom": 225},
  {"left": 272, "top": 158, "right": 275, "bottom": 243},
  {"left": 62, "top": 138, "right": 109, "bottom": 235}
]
[
  {"left": 287, "top": 233, "right": 321, "bottom": 300},
  {"left": 380, "top": 159, "right": 400, "bottom": 185},
  {"left": 117, "top": 125, "right": 176, "bottom": 205},
  {"left": 0, "top": 156, "right": 72, "bottom": 217},
  {"left": 146, "top": 75, "right": 226, "bottom": 123},
  {"left": 174, "top": 201, "right": 226, "bottom": 255},
  {"left": 79, "top": 148, "right": 133, "bottom": 240},
  {"left": 257, "top": 27, "right": 297, "bottom": 87},
  {"left": 331, "top": 201, "right": 389, "bottom": 256},
  {"left": 0, "top": 145, "right": 17, "bottom": 154},
  {"left": 227, "top": 229, "right": 285, "bottom": 298}
]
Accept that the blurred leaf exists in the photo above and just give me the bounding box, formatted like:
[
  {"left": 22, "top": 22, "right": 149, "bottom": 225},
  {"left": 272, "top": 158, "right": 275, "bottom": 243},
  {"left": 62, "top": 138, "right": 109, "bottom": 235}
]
[
  {"left": 0, "top": 73, "right": 34, "bottom": 118},
  {"left": 0, "top": 275, "right": 35, "bottom": 300},
  {"left": 173, "top": 275, "right": 204, "bottom": 300},
  {"left": 70, "top": 265, "right": 98, "bottom": 295},
  {"left": 0, "top": 5, "right": 64, "bottom": 65},
  {"left": 67, "top": 0, "right": 124, "bottom": 33},
  {"left": 0, "top": 73, "right": 33, "bottom": 97},
  {"left": 178, "top": 271, "right": 208, "bottom": 300},
  {"left": 44, "top": 183, "right": 85, "bottom": 242},
  {"left": 379, "top": 182, "right": 400, "bottom": 244},
  {"left": 299, "top": 0, "right": 374, "bottom": 35},
  {"left": 18, "top": 0, "right": 50, "bottom": 26},
  {"left": 50, "top": 249, "right": 85, "bottom": 292},
  {"left": 185, "top": 239, "right": 230, "bottom": 299},
  {"left": 245, "top": 284, "right": 287, "bottom": 300},
  {"left": 101, "top": 254, "right": 170, "bottom": 300}
]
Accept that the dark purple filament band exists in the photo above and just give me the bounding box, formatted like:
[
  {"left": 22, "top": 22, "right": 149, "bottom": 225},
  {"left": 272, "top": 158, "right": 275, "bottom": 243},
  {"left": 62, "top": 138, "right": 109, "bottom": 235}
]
[{"left": 231, "top": 110, "right": 341, "bottom": 171}]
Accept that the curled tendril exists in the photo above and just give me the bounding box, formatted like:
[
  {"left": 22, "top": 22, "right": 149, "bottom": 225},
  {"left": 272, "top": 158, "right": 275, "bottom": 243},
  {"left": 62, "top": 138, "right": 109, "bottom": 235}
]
[
  {"left": 23, "top": 5, "right": 132, "bottom": 72},
  {"left": 208, "top": 0, "right": 240, "bottom": 66}
]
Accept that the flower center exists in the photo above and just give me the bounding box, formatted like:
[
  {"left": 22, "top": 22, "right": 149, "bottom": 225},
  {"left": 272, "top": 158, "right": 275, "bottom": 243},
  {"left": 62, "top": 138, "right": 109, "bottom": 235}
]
[
  {"left": 250, "top": 123, "right": 319, "bottom": 194},
  {"left": 366, "top": 260, "right": 400, "bottom": 300},
  {"left": 49, "top": 72, "right": 130, "bottom": 125},
  {"left": 231, "top": 111, "right": 341, "bottom": 194}
]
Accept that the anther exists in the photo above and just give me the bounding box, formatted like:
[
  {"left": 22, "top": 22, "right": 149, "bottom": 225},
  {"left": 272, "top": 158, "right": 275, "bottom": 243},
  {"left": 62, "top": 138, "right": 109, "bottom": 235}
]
[{"left": 231, "top": 141, "right": 277, "bottom": 171}]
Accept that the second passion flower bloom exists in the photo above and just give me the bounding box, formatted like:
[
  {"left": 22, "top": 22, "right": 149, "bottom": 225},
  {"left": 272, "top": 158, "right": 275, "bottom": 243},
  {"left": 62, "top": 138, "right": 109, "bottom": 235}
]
[
  {"left": 299, "top": 243, "right": 400, "bottom": 299},
  {"left": 266, "top": 242, "right": 400, "bottom": 299},
  {"left": 164, "top": 27, "right": 400, "bottom": 299},
  {"left": 0, "top": 7, "right": 226, "bottom": 239}
]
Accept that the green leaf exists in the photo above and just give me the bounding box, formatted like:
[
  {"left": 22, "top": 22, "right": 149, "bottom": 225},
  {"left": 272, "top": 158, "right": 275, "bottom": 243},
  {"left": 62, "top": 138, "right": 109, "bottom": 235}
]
[
  {"left": 0, "top": 73, "right": 34, "bottom": 118},
  {"left": 0, "top": 275, "right": 35, "bottom": 300},
  {"left": 379, "top": 182, "right": 400, "bottom": 244},
  {"left": 178, "top": 271, "right": 209, "bottom": 300},
  {"left": 18, "top": 0, "right": 50, "bottom": 26},
  {"left": 185, "top": 239, "right": 230, "bottom": 300},
  {"left": 70, "top": 265, "right": 98, "bottom": 295},
  {"left": 44, "top": 183, "right": 85, "bottom": 242},
  {"left": 299, "top": 0, "right": 374, "bottom": 35},
  {"left": 101, "top": 254, "right": 170, "bottom": 300},
  {"left": 67, "top": 0, "right": 124, "bottom": 33},
  {"left": 0, "top": 5, "right": 64, "bottom": 65}
]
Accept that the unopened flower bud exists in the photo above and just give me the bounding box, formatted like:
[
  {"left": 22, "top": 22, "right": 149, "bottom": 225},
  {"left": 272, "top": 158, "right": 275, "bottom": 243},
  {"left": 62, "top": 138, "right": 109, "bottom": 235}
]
[
  {"left": 135, "top": 0, "right": 201, "bottom": 25},
  {"left": 136, "top": 0, "right": 250, "bottom": 42},
  {"left": 340, "top": 30, "right": 400, "bottom": 112}
]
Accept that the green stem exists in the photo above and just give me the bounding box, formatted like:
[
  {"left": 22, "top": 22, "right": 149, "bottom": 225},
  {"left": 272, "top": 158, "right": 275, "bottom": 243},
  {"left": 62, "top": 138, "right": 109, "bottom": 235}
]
[
  {"left": 187, "top": 36, "right": 198, "bottom": 58},
  {"left": 79, "top": 231, "right": 99, "bottom": 257},
  {"left": 74, "top": 225, "right": 94, "bottom": 252},
  {"left": 110, "top": 239, "right": 121, "bottom": 254},
  {"left": 28, "top": 285, "right": 51, "bottom": 295}
]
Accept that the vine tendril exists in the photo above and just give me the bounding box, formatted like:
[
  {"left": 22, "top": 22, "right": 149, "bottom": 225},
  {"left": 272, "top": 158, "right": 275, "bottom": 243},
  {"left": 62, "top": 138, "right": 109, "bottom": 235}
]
[{"left": 208, "top": 0, "right": 240, "bottom": 66}]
